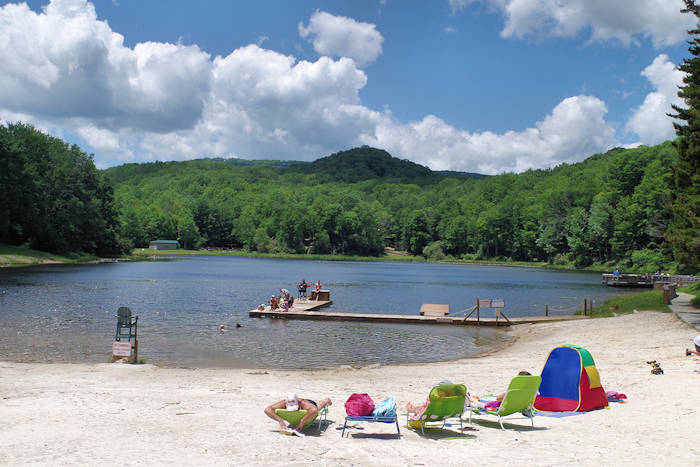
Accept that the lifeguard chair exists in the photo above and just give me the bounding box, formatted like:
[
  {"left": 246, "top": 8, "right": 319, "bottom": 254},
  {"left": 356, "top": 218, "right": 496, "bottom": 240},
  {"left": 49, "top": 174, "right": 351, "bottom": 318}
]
[
  {"left": 113, "top": 307, "right": 138, "bottom": 361},
  {"left": 115, "top": 307, "right": 138, "bottom": 341}
]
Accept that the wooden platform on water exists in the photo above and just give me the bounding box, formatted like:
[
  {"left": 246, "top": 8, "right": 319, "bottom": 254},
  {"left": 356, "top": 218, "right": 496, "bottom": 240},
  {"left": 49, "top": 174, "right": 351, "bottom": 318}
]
[
  {"left": 602, "top": 273, "right": 696, "bottom": 287},
  {"left": 249, "top": 302, "right": 587, "bottom": 327}
]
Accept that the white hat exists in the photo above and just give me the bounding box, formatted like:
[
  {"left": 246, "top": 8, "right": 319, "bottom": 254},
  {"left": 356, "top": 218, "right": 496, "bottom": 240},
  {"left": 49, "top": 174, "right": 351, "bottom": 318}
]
[
  {"left": 694, "top": 335, "right": 700, "bottom": 347},
  {"left": 285, "top": 392, "right": 299, "bottom": 411}
]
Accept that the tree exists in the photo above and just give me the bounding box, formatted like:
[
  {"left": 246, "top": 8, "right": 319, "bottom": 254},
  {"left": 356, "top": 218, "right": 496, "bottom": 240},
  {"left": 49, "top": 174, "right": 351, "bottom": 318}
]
[
  {"left": 177, "top": 215, "right": 201, "bottom": 250},
  {"left": 0, "top": 123, "right": 127, "bottom": 255},
  {"left": 667, "top": 0, "right": 700, "bottom": 269}
]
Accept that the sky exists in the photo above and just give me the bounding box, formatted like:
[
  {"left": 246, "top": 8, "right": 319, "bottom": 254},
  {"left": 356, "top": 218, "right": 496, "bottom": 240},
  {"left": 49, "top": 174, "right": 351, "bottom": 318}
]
[{"left": 0, "top": 0, "right": 694, "bottom": 173}]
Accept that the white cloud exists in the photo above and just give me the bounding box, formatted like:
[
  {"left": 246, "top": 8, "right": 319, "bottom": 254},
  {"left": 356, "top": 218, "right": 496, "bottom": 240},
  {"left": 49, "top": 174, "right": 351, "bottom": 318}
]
[
  {"left": 76, "top": 124, "right": 134, "bottom": 163},
  {"left": 452, "top": 0, "right": 694, "bottom": 47},
  {"left": 364, "top": 95, "right": 617, "bottom": 174},
  {"left": 626, "top": 54, "right": 685, "bottom": 145},
  {"left": 298, "top": 10, "right": 384, "bottom": 67},
  {"left": 0, "top": 0, "right": 212, "bottom": 133},
  {"left": 448, "top": 0, "right": 480, "bottom": 14},
  {"left": 1, "top": 0, "right": 622, "bottom": 173}
]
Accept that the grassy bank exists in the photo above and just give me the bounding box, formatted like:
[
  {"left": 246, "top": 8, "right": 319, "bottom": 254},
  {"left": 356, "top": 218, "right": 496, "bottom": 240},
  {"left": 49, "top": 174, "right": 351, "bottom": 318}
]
[
  {"left": 574, "top": 289, "right": 671, "bottom": 318},
  {"left": 0, "top": 244, "right": 95, "bottom": 266},
  {"left": 678, "top": 283, "right": 700, "bottom": 307},
  {"left": 130, "top": 248, "right": 570, "bottom": 269}
]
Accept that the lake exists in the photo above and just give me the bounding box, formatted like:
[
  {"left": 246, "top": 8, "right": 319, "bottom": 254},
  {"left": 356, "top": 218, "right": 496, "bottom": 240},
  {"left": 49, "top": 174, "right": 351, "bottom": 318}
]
[{"left": 0, "top": 256, "right": 632, "bottom": 369}]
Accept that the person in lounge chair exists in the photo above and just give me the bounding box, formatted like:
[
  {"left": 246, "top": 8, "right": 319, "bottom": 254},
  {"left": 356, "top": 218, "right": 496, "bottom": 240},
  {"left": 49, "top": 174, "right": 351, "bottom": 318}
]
[
  {"left": 468, "top": 371, "right": 531, "bottom": 409},
  {"left": 264, "top": 393, "right": 332, "bottom": 432},
  {"left": 686, "top": 335, "right": 700, "bottom": 356},
  {"left": 406, "top": 380, "right": 454, "bottom": 418}
]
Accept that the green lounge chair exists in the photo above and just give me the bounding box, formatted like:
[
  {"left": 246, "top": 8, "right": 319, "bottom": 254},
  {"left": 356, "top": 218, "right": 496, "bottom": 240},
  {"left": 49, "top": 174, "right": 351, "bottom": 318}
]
[
  {"left": 406, "top": 383, "right": 467, "bottom": 435},
  {"left": 467, "top": 375, "right": 541, "bottom": 430},
  {"left": 275, "top": 407, "right": 328, "bottom": 432}
]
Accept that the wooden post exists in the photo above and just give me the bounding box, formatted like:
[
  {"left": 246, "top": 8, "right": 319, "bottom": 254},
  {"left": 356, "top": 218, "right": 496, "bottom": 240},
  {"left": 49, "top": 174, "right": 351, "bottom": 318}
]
[
  {"left": 545, "top": 304, "right": 549, "bottom": 316},
  {"left": 589, "top": 300, "right": 593, "bottom": 318},
  {"left": 476, "top": 298, "right": 480, "bottom": 323},
  {"left": 584, "top": 299, "right": 587, "bottom": 316}
]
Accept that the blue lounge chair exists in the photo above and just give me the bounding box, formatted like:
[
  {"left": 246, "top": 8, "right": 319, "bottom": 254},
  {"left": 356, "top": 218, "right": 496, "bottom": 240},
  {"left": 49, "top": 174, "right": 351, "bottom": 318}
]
[{"left": 341, "top": 414, "right": 401, "bottom": 439}]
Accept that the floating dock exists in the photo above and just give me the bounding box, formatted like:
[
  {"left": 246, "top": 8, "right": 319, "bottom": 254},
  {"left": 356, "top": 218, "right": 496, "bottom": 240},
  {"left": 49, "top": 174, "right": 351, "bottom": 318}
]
[
  {"left": 602, "top": 273, "right": 696, "bottom": 287},
  {"left": 249, "top": 301, "right": 587, "bottom": 327}
]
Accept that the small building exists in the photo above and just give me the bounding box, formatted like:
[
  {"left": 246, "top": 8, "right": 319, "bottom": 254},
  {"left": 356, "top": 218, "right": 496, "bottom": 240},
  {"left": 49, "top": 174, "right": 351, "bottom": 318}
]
[{"left": 149, "top": 240, "right": 179, "bottom": 250}]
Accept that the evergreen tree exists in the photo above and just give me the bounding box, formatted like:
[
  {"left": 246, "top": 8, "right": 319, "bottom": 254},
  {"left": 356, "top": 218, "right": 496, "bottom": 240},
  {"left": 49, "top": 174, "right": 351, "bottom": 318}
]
[{"left": 668, "top": 1, "right": 700, "bottom": 269}]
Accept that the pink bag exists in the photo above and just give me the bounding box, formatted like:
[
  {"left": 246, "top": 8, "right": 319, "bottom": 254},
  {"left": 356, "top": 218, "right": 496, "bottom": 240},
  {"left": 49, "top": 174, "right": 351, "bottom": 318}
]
[{"left": 345, "top": 393, "right": 375, "bottom": 416}]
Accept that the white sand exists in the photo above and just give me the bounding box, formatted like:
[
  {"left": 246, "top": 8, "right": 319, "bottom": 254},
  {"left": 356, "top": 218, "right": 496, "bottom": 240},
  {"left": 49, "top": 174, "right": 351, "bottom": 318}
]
[{"left": 1, "top": 311, "right": 699, "bottom": 466}]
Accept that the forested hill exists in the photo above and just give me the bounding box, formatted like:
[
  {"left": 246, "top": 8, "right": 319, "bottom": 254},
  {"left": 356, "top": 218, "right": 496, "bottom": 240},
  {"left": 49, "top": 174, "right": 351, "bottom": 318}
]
[
  {"left": 285, "top": 146, "right": 486, "bottom": 183},
  {"left": 105, "top": 146, "right": 486, "bottom": 186},
  {"left": 104, "top": 141, "right": 684, "bottom": 272}
]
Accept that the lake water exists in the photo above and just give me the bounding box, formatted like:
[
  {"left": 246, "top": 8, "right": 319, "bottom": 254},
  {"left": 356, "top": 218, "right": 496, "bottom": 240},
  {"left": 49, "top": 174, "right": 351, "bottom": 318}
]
[{"left": 0, "top": 256, "right": 632, "bottom": 369}]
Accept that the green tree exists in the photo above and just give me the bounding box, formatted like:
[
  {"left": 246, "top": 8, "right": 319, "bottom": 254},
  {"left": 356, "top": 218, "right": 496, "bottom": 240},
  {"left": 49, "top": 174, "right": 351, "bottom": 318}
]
[
  {"left": 0, "top": 123, "right": 126, "bottom": 255},
  {"left": 667, "top": 0, "right": 700, "bottom": 269},
  {"left": 177, "top": 215, "right": 201, "bottom": 250}
]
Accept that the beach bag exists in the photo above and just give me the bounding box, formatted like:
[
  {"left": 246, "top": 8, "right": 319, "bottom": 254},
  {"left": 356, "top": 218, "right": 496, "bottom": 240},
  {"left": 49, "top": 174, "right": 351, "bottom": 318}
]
[
  {"left": 372, "top": 397, "right": 396, "bottom": 417},
  {"left": 345, "top": 393, "right": 375, "bottom": 416}
]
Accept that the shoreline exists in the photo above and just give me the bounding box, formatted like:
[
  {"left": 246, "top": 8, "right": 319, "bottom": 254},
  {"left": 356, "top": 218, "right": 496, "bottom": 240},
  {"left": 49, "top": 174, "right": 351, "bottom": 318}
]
[
  {"left": 0, "top": 327, "right": 517, "bottom": 371},
  {"left": 2, "top": 311, "right": 698, "bottom": 465},
  {"left": 131, "top": 248, "right": 607, "bottom": 272}
]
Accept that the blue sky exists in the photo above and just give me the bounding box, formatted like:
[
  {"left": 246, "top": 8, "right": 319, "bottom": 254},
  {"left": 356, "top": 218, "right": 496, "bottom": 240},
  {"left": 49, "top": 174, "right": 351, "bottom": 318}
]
[{"left": 0, "top": 0, "right": 693, "bottom": 173}]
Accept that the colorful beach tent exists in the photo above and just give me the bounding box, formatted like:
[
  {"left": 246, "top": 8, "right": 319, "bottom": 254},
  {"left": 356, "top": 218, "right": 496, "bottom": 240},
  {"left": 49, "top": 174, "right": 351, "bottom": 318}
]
[{"left": 534, "top": 344, "right": 608, "bottom": 412}]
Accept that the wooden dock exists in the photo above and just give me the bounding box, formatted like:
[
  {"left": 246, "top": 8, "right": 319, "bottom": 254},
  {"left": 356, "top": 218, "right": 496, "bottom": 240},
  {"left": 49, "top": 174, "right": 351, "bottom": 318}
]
[
  {"left": 249, "top": 303, "right": 587, "bottom": 327},
  {"left": 602, "top": 273, "right": 696, "bottom": 287}
]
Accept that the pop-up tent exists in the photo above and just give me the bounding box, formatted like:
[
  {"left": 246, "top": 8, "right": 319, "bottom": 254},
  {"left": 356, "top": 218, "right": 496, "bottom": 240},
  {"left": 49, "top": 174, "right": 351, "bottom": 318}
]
[{"left": 534, "top": 344, "right": 608, "bottom": 412}]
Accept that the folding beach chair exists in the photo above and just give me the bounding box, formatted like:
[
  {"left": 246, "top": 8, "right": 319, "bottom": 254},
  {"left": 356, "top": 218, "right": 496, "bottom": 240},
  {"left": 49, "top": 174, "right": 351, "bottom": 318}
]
[
  {"left": 406, "top": 383, "right": 467, "bottom": 435},
  {"left": 275, "top": 407, "right": 328, "bottom": 431},
  {"left": 341, "top": 395, "right": 400, "bottom": 439},
  {"left": 468, "top": 375, "right": 541, "bottom": 430},
  {"left": 341, "top": 414, "right": 401, "bottom": 439}
]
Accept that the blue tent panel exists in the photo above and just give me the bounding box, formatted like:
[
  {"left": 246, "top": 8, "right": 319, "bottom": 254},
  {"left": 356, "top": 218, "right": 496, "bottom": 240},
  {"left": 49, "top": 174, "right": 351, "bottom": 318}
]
[{"left": 537, "top": 347, "right": 581, "bottom": 401}]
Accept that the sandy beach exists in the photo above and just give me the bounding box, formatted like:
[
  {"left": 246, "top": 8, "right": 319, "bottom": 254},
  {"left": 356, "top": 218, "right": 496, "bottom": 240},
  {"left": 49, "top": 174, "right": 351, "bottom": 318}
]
[{"left": 1, "top": 310, "right": 699, "bottom": 466}]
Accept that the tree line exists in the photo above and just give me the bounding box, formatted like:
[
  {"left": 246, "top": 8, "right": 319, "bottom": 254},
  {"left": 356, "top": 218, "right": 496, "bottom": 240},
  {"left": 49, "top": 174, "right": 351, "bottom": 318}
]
[
  {"left": 0, "top": 123, "right": 128, "bottom": 256},
  {"left": 0, "top": 125, "right": 695, "bottom": 272},
  {"left": 104, "top": 142, "right": 692, "bottom": 272}
]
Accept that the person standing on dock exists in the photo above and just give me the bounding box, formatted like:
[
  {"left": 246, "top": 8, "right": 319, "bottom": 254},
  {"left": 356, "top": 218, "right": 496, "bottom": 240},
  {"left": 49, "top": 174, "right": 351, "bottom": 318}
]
[
  {"left": 310, "top": 280, "right": 322, "bottom": 300},
  {"left": 297, "top": 279, "right": 309, "bottom": 298}
]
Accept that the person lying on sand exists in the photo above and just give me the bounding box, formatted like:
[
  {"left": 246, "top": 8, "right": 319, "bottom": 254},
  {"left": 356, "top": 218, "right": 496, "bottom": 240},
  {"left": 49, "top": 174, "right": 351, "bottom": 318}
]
[
  {"left": 686, "top": 335, "right": 700, "bottom": 356},
  {"left": 264, "top": 393, "right": 332, "bottom": 433}
]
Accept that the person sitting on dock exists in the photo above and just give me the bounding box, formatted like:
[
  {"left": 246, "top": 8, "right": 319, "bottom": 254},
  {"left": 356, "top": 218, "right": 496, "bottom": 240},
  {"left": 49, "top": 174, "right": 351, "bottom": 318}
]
[
  {"left": 279, "top": 288, "right": 294, "bottom": 310},
  {"left": 264, "top": 393, "right": 333, "bottom": 433},
  {"left": 281, "top": 288, "right": 291, "bottom": 301},
  {"left": 270, "top": 295, "right": 279, "bottom": 310}
]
